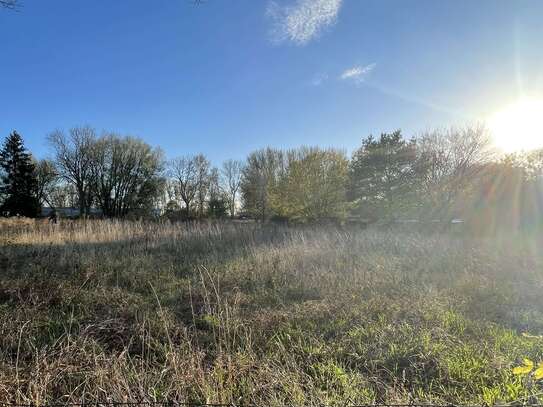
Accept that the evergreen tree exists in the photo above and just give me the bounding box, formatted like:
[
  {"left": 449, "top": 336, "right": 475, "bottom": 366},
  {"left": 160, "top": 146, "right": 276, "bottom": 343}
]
[
  {"left": 0, "top": 131, "right": 40, "bottom": 217},
  {"left": 349, "top": 131, "right": 418, "bottom": 221},
  {"left": 207, "top": 197, "right": 228, "bottom": 218}
]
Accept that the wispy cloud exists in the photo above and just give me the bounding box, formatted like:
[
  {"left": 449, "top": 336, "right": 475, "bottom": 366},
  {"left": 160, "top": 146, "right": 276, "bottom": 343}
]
[
  {"left": 311, "top": 72, "right": 329, "bottom": 86},
  {"left": 267, "top": 0, "right": 343, "bottom": 46},
  {"left": 340, "top": 63, "right": 376, "bottom": 85}
]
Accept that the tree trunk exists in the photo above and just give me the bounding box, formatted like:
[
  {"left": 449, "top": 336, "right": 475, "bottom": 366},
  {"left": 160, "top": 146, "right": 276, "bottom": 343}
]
[{"left": 78, "top": 188, "right": 86, "bottom": 217}]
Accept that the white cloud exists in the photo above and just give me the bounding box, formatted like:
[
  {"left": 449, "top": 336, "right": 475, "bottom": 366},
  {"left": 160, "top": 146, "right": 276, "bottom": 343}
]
[
  {"left": 267, "top": 0, "right": 343, "bottom": 46},
  {"left": 339, "top": 63, "right": 376, "bottom": 84}
]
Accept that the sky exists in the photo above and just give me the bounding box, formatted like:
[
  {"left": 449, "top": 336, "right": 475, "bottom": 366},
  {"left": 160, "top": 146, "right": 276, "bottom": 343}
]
[{"left": 1, "top": 0, "right": 543, "bottom": 164}]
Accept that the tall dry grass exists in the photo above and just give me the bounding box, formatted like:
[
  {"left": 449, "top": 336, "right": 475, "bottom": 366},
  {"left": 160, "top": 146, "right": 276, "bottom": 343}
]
[{"left": 0, "top": 218, "right": 542, "bottom": 404}]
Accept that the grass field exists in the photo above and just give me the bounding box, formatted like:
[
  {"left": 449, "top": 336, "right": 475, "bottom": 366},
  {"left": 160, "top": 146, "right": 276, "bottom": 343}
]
[{"left": 1, "top": 218, "right": 543, "bottom": 404}]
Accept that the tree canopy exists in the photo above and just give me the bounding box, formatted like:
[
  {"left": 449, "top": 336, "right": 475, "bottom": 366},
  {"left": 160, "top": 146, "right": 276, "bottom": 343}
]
[
  {"left": 0, "top": 131, "right": 39, "bottom": 217},
  {"left": 2, "top": 123, "right": 543, "bottom": 231}
]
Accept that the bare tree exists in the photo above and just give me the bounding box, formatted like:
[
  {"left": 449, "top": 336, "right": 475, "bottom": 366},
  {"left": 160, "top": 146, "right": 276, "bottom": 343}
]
[
  {"left": 208, "top": 167, "right": 221, "bottom": 201},
  {"left": 48, "top": 126, "right": 96, "bottom": 216},
  {"left": 194, "top": 154, "right": 210, "bottom": 217},
  {"left": 90, "top": 134, "right": 163, "bottom": 217},
  {"left": 169, "top": 156, "right": 198, "bottom": 217},
  {"left": 34, "top": 159, "right": 58, "bottom": 207},
  {"left": 49, "top": 183, "right": 79, "bottom": 209},
  {"left": 221, "top": 159, "right": 243, "bottom": 218},
  {"left": 416, "top": 124, "right": 494, "bottom": 218}
]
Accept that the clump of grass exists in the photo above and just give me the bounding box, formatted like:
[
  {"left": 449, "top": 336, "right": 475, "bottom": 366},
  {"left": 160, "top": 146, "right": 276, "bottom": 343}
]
[{"left": 0, "top": 218, "right": 542, "bottom": 404}]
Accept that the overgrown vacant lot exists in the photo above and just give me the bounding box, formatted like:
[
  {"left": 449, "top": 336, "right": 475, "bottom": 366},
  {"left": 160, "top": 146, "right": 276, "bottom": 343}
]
[{"left": 1, "top": 219, "right": 543, "bottom": 404}]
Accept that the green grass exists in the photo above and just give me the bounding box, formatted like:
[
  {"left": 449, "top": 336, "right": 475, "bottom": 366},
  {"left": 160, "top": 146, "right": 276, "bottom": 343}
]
[{"left": 1, "top": 218, "right": 543, "bottom": 404}]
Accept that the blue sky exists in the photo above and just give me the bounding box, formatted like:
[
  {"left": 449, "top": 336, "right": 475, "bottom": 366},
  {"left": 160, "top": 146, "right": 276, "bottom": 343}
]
[{"left": 1, "top": 0, "right": 542, "bottom": 164}]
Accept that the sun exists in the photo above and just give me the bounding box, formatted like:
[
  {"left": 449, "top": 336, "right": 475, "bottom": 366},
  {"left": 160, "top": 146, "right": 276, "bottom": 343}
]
[{"left": 488, "top": 98, "right": 543, "bottom": 153}]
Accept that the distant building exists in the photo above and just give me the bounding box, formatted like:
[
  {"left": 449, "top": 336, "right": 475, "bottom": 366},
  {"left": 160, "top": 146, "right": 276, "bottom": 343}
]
[{"left": 40, "top": 207, "right": 103, "bottom": 218}]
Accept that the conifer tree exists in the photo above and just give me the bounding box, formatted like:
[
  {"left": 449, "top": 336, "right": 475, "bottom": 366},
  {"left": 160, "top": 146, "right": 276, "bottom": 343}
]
[{"left": 0, "top": 131, "right": 40, "bottom": 217}]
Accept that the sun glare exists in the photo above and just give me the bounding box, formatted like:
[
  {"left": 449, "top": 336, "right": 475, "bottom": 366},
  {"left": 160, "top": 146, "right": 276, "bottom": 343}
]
[{"left": 488, "top": 98, "right": 543, "bottom": 153}]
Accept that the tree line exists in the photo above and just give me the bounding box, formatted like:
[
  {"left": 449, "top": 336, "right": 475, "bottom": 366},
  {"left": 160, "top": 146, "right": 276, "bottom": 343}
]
[{"left": 1, "top": 125, "right": 542, "bottom": 230}]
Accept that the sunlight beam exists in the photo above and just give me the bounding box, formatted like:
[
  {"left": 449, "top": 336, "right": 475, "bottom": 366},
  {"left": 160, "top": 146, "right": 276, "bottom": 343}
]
[{"left": 488, "top": 98, "right": 543, "bottom": 152}]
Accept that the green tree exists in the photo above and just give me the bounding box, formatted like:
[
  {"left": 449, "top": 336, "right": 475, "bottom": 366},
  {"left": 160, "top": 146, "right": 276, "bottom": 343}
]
[
  {"left": 273, "top": 147, "right": 349, "bottom": 222},
  {"left": 349, "top": 130, "right": 418, "bottom": 221},
  {"left": 0, "top": 131, "right": 40, "bottom": 217},
  {"left": 207, "top": 197, "right": 228, "bottom": 218},
  {"left": 241, "top": 148, "right": 286, "bottom": 221}
]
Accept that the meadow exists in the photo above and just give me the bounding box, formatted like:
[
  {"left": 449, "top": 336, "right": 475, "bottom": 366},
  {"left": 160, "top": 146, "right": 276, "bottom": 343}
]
[{"left": 1, "top": 218, "right": 543, "bottom": 404}]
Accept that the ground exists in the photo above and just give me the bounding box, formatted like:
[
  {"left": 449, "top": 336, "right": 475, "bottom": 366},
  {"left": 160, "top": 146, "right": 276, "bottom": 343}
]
[{"left": 0, "top": 218, "right": 542, "bottom": 404}]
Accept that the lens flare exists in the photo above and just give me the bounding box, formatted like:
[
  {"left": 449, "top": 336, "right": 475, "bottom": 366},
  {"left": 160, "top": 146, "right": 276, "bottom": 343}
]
[{"left": 488, "top": 98, "right": 543, "bottom": 152}]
